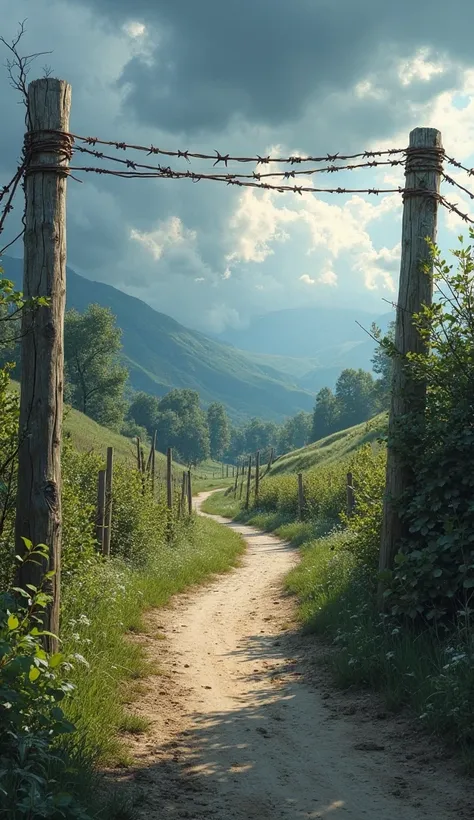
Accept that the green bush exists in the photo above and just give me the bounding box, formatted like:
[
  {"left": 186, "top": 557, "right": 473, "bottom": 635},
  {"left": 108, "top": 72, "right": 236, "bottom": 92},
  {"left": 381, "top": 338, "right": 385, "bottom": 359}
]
[{"left": 0, "top": 542, "right": 86, "bottom": 819}]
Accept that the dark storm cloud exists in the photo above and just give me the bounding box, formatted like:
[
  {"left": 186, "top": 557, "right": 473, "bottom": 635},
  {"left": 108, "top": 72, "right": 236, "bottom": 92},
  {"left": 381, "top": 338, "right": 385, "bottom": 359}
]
[
  {"left": 1, "top": 0, "right": 473, "bottom": 332},
  {"left": 75, "top": 0, "right": 472, "bottom": 134}
]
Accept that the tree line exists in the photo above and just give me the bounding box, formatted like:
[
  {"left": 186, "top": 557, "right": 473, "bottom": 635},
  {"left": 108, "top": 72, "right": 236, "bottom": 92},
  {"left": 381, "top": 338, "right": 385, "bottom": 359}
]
[{"left": 2, "top": 301, "right": 392, "bottom": 466}]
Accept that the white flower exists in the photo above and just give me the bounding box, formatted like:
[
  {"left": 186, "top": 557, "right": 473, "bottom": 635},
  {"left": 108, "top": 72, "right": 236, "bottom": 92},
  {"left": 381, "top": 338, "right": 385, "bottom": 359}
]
[{"left": 73, "top": 653, "right": 90, "bottom": 668}]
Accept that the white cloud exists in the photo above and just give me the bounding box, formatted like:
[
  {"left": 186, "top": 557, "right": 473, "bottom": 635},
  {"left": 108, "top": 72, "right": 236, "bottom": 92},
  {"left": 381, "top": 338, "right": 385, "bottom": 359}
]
[
  {"left": 299, "top": 274, "right": 316, "bottom": 285},
  {"left": 130, "top": 216, "right": 197, "bottom": 260},
  {"left": 123, "top": 21, "right": 147, "bottom": 39},
  {"left": 398, "top": 49, "right": 446, "bottom": 87}
]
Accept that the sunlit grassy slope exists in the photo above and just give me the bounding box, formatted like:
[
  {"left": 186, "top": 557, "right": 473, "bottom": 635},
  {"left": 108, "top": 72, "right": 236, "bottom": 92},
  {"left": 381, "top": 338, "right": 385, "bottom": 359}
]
[{"left": 269, "top": 413, "right": 388, "bottom": 475}]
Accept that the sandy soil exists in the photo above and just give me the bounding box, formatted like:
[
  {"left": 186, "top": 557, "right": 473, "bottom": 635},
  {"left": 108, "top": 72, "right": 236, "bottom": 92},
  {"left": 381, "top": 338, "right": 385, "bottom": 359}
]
[{"left": 116, "top": 491, "right": 473, "bottom": 820}]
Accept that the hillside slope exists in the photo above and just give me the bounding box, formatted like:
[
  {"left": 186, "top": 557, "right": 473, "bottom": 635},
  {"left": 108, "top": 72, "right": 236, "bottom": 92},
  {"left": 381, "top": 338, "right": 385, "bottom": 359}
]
[
  {"left": 269, "top": 413, "right": 388, "bottom": 475},
  {"left": 2, "top": 256, "right": 314, "bottom": 423}
]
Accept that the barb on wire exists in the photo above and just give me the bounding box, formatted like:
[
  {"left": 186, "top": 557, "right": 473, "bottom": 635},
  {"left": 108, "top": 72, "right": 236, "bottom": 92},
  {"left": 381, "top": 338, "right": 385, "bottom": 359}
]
[
  {"left": 438, "top": 195, "right": 474, "bottom": 226},
  {"left": 446, "top": 155, "right": 474, "bottom": 178},
  {"left": 74, "top": 143, "right": 405, "bottom": 179},
  {"left": 442, "top": 172, "right": 474, "bottom": 202},
  {"left": 26, "top": 162, "right": 410, "bottom": 197},
  {"left": 42, "top": 129, "right": 408, "bottom": 167}
]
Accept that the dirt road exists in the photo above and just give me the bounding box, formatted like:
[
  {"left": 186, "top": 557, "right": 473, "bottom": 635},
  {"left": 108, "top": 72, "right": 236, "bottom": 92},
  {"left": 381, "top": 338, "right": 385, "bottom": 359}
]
[{"left": 121, "top": 492, "right": 472, "bottom": 820}]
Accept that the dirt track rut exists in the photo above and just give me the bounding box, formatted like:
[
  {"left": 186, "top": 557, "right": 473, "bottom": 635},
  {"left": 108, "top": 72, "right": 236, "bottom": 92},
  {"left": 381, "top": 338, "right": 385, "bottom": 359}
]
[{"left": 118, "top": 491, "right": 472, "bottom": 820}]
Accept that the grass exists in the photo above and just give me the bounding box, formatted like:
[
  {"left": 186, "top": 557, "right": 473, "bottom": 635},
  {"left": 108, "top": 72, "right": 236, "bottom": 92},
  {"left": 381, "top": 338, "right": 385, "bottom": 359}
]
[
  {"left": 203, "top": 450, "right": 474, "bottom": 768},
  {"left": 270, "top": 413, "right": 387, "bottom": 475},
  {"left": 61, "top": 515, "right": 245, "bottom": 766}
]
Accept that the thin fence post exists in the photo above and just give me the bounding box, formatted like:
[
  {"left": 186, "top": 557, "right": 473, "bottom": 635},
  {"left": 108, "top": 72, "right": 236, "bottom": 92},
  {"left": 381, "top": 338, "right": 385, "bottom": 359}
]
[
  {"left": 103, "top": 447, "right": 114, "bottom": 556},
  {"left": 167, "top": 448, "right": 173, "bottom": 510},
  {"left": 187, "top": 469, "right": 192, "bottom": 515},
  {"left": 151, "top": 430, "right": 157, "bottom": 496},
  {"left": 136, "top": 436, "right": 141, "bottom": 472},
  {"left": 245, "top": 455, "right": 252, "bottom": 510},
  {"left": 181, "top": 472, "right": 187, "bottom": 517},
  {"left": 15, "top": 78, "right": 72, "bottom": 653},
  {"left": 234, "top": 464, "right": 239, "bottom": 497},
  {"left": 96, "top": 470, "right": 106, "bottom": 551},
  {"left": 346, "top": 472, "right": 355, "bottom": 517},
  {"left": 298, "top": 473, "right": 305, "bottom": 521},
  {"left": 255, "top": 450, "right": 260, "bottom": 506},
  {"left": 379, "top": 127, "right": 443, "bottom": 603}
]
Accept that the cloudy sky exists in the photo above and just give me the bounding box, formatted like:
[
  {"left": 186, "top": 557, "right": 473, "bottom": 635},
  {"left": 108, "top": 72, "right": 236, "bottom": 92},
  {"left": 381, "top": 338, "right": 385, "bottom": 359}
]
[{"left": 1, "top": 0, "right": 474, "bottom": 333}]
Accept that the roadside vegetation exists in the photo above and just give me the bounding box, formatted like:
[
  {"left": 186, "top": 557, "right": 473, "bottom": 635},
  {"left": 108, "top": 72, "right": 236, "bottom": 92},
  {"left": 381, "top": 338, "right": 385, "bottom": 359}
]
[{"left": 203, "top": 235, "right": 474, "bottom": 770}]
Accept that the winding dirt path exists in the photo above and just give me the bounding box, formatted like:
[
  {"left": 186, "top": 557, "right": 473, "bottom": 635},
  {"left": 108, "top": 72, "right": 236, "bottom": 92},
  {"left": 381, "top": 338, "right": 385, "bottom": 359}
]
[{"left": 119, "top": 492, "right": 472, "bottom": 820}]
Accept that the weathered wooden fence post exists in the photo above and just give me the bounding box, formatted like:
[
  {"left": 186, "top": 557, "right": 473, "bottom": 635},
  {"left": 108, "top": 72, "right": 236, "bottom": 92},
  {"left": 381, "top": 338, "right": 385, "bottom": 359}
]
[
  {"left": 234, "top": 464, "right": 239, "bottom": 497},
  {"left": 187, "top": 469, "right": 192, "bottom": 515},
  {"left": 103, "top": 447, "right": 114, "bottom": 556},
  {"left": 136, "top": 436, "right": 141, "bottom": 472},
  {"left": 15, "top": 78, "right": 72, "bottom": 651},
  {"left": 255, "top": 450, "right": 260, "bottom": 506},
  {"left": 181, "top": 472, "right": 187, "bottom": 517},
  {"left": 346, "top": 471, "right": 355, "bottom": 518},
  {"left": 167, "top": 448, "right": 173, "bottom": 510},
  {"left": 297, "top": 473, "right": 305, "bottom": 521},
  {"left": 378, "top": 127, "right": 443, "bottom": 601},
  {"left": 245, "top": 455, "right": 252, "bottom": 510},
  {"left": 96, "top": 470, "right": 106, "bottom": 551}
]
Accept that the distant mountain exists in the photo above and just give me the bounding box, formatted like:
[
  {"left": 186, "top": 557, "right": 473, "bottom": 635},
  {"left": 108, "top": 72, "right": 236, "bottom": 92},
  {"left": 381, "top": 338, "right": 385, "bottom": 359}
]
[
  {"left": 219, "top": 306, "right": 394, "bottom": 362},
  {"left": 1, "top": 256, "right": 315, "bottom": 423}
]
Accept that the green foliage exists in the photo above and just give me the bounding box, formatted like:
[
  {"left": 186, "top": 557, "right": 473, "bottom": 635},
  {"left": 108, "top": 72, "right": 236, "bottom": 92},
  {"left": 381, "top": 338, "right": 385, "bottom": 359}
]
[
  {"left": 371, "top": 321, "right": 395, "bottom": 411},
  {"left": 382, "top": 234, "right": 474, "bottom": 620},
  {"left": 64, "top": 305, "right": 128, "bottom": 431},
  {"left": 0, "top": 542, "right": 86, "bottom": 819},
  {"left": 278, "top": 411, "right": 312, "bottom": 454},
  {"left": 339, "top": 444, "right": 386, "bottom": 568},
  {"left": 127, "top": 392, "right": 160, "bottom": 437},
  {"left": 207, "top": 402, "right": 230, "bottom": 461},
  {"left": 335, "top": 368, "right": 375, "bottom": 430},
  {"left": 311, "top": 386, "right": 338, "bottom": 442}
]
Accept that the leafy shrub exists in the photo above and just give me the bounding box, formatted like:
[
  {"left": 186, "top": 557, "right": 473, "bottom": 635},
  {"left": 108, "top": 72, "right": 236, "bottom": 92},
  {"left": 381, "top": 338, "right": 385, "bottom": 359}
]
[
  {"left": 340, "top": 444, "right": 386, "bottom": 568},
  {"left": 0, "top": 542, "right": 87, "bottom": 819},
  {"left": 383, "top": 236, "right": 474, "bottom": 620}
]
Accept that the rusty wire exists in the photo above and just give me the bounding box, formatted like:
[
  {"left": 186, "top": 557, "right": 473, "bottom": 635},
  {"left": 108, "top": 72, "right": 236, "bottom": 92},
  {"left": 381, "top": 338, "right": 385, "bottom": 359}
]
[
  {"left": 74, "top": 143, "right": 406, "bottom": 179},
  {"left": 22, "top": 162, "right": 411, "bottom": 196},
  {"left": 38, "top": 129, "right": 409, "bottom": 166}
]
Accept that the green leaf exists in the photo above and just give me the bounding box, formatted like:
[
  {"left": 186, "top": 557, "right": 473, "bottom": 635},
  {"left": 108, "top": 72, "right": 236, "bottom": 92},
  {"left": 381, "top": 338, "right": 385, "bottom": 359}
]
[
  {"left": 7, "top": 614, "right": 19, "bottom": 631},
  {"left": 28, "top": 666, "right": 41, "bottom": 682},
  {"left": 462, "top": 578, "right": 474, "bottom": 589},
  {"left": 49, "top": 652, "right": 63, "bottom": 668}
]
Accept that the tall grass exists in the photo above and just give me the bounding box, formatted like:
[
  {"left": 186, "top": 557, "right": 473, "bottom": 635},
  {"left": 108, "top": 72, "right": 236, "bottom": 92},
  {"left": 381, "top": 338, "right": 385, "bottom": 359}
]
[
  {"left": 203, "top": 444, "right": 474, "bottom": 766},
  {"left": 61, "top": 516, "right": 245, "bottom": 764}
]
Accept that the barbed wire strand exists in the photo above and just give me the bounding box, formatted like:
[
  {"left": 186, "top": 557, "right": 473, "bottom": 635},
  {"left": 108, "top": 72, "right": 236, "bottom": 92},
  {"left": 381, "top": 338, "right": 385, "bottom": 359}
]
[
  {"left": 35, "top": 129, "right": 409, "bottom": 166},
  {"left": 73, "top": 143, "right": 406, "bottom": 179}
]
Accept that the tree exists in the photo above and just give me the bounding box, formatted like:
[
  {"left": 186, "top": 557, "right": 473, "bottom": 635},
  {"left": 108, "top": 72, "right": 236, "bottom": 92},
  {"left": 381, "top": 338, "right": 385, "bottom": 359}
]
[
  {"left": 128, "top": 392, "right": 160, "bottom": 436},
  {"left": 311, "top": 387, "right": 338, "bottom": 442},
  {"left": 154, "top": 388, "right": 210, "bottom": 465},
  {"left": 207, "top": 402, "right": 230, "bottom": 461},
  {"left": 155, "top": 409, "right": 181, "bottom": 453},
  {"left": 335, "top": 368, "right": 375, "bottom": 429},
  {"left": 64, "top": 304, "right": 128, "bottom": 430},
  {"left": 371, "top": 321, "right": 395, "bottom": 411},
  {"left": 244, "top": 418, "right": 278, "bottom": 455},
  {"left": 279, "top": 411, "right": 312, "bottom": 453},
  {"left": 175, "top": 413, "right": 210, "bottom": 466}
]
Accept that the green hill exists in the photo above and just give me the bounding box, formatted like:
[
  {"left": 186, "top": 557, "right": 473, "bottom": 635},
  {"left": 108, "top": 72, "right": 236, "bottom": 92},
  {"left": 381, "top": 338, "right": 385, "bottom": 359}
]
[
  {"left": 2, "top": 256, "right": 314, "bottom": 423},
  {"left": 269, "top": 413, "right": 388, "bottom": 475}
]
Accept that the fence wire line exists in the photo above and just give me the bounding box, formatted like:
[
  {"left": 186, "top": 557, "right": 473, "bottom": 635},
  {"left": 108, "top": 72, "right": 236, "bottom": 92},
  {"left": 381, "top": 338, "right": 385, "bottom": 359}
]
[
  {"left": 74, "top": 143, "right": 406, "bottom": 179},
  {"left": 3, "top": 130, "right": 474, "bottom": 256},
  {"left": 44, "top": 129, "right": 408, "bottom": 166}
]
